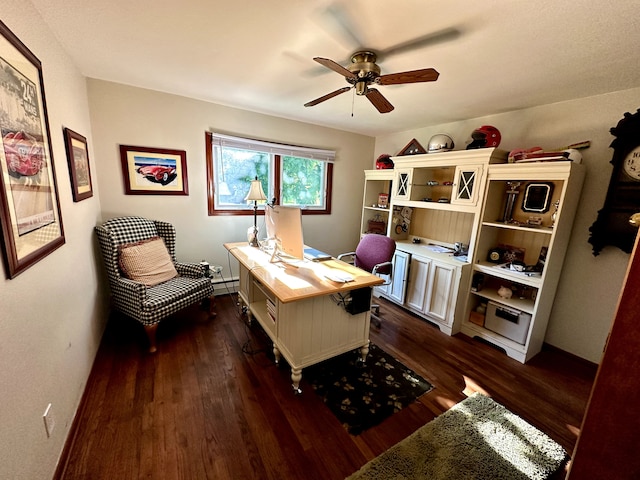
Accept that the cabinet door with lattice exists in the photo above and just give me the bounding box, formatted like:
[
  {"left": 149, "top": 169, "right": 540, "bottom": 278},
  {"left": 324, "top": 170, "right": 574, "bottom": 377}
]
[{"left": 451, "top": 165, "right": 482, "bottom": 206}]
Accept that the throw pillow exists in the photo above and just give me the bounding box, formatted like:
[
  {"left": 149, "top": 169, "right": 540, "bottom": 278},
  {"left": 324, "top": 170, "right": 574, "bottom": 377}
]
[{"left": 119, "top": 236, "right": 178, "bottom": 286}]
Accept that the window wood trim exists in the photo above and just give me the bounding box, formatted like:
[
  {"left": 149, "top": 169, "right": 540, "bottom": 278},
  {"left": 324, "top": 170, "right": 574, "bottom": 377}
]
[{"left": 205, "top": 131, "right": 333, "bottom": 216}]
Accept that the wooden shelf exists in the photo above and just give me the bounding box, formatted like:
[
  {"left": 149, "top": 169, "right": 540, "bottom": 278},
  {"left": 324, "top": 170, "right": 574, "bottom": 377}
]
[
  {"left": 473, "top": 262, "right": 543, "bottom": 289},
  {"left": 481, "top": 221, "right": 554, "bottom": 234},
  {"left": 470, "top": 289, "right": 535, "bottom": 315},
  {"left": 363, "top": 206, "right": 391, "bottom": 213},
  {"left": 391, "top": 199, "right": 477, "bottom": 213}
]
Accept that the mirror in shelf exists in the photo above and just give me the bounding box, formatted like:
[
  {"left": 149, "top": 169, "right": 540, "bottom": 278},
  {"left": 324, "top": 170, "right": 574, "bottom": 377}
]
[{"left": 522, "top": 182, "right": 554, "bottom": 213}]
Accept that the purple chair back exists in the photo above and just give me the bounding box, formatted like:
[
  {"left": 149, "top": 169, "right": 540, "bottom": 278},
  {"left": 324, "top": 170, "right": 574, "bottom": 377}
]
[{"left": 354, "top": 234, "right": 396, "bottom": 274}]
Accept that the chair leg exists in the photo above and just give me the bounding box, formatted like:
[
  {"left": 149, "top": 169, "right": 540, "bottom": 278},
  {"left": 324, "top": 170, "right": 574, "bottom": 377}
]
[
  {"left": 201, "top": 296, "right": 217, "bottom": 317},
  {"left": 370, "top": 303, "right": 382, "bottom": 328},
  {"left": 144, "top": 324, "right": 158, "bottom": 353},
  {"left": 208, "top": 295, "right": 217, "bottom": 317}
]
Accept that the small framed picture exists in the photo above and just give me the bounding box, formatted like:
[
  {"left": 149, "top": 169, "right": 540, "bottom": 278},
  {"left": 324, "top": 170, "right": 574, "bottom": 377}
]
[
  {"left": 522, "top": 182, "right": 554, "bottom": 213},
  {"left": 119, "top": 145, "right": 188, "bottom": 195},
  {"left": 378, "top": 193, "right": 389, "bottom": 208},
  {"left": 64, "top": 128, "right": 93, "bottom": 202}
]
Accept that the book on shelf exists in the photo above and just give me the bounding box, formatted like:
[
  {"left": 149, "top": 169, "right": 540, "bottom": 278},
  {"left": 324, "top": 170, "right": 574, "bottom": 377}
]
[
  {"left": 266, "top": 298, "right": 276, "bottom": 321},
  {"left": 511, "top": 151, "right": 570, "bottom": 163}
]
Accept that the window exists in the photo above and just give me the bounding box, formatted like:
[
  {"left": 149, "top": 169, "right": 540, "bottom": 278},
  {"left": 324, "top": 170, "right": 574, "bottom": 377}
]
[{"left": 206, "top": 132, "right": 334, "bottom": 215}]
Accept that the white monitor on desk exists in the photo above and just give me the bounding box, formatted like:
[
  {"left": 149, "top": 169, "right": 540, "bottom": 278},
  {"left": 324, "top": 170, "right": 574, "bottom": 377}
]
[{"left": 264, "top": 205, "right": 304, "bottom": 262}]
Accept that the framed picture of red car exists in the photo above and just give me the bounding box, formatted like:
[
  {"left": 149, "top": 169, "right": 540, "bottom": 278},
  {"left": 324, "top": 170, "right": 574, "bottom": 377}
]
[
  {"left": 64, "top": 128, "right": 93, "bottom": 202},
  {"left": 119, "top": 144, "right": 189, "bottom": 195},
  {"left": 0, "top": 20, "right": 65, "bottom": 279}
]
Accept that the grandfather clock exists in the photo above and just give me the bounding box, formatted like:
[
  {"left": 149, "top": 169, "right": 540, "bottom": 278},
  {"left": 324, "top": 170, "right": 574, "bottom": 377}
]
[{"left": 589, "top": 108, "right": 640, "bottom": 255}]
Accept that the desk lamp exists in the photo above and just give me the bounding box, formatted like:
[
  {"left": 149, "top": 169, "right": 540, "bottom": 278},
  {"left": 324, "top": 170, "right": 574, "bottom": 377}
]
[{"left": 245, "top": 176, "right": 267, "bottom": 247}]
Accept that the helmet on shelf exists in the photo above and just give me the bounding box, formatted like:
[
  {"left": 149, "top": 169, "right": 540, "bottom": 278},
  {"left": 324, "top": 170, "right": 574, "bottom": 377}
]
[
  {"left": 428, "top": 134, "right": 455, "bottom": 153},
  {"left": 467, "top": 125, "right": 501, "bottom": 149},
  {"left": 375, "top": 154, "right": 394, "bottom": 169}
]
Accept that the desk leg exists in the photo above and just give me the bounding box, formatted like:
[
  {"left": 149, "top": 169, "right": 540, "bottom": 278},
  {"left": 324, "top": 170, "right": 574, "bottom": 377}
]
[
  {"left": 359, "top": 340, "right": 370, "bottom": 364},
  {"left": 273, "top": 345, "right": 281, "bottom": 365},
  {"left": 291, "top": 367, "right": 302, "bottom": 395}
]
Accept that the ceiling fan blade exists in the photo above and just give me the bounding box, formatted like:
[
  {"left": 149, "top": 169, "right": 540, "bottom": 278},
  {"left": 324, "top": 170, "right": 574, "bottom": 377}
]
[
  {"left": 378, "top": 68, "right": 440, "bottom": 86},
  {"left": 379, "top": 27, "right": 461, "bottom": 59},
  {"left": 313, "top": 57, "right": 357, "bottom": 79},
  {"left": 365, "top": 88, "right": 394, "bottom": 113},
  {"left": 304, "top": 86, "right": 351, "bottom": 107},
  {"left": 321, "top": 3, "right": 366, "bottom": 50}
]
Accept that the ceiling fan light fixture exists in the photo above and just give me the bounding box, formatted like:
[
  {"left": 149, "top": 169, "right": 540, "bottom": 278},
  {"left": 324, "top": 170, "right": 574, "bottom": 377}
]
[{"left": 355, "top": 81, "right": 367, "bottom": 96}]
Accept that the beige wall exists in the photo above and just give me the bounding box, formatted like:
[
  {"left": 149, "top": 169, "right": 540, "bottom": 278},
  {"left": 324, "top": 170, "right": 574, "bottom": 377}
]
[
  {"left": 375, "top": 88, "right": 640, "bottom": 363},
  {"left": 87, "top": 79, "right": 375, "bottom": 273},
  {"left": 0, "top": 2, "right": 106, "bottom": 479}
]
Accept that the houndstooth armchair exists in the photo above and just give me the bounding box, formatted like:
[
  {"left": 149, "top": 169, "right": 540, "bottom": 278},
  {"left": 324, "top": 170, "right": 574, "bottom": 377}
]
[{"left": 95, "top": 216, "right": 214, "bottom": 352}]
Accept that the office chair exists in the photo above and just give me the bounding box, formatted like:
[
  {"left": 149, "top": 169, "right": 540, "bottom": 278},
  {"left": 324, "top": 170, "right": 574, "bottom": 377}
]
[
  {"left": 338, "top": 234, "right": 396, "bottom": 328},
  {"left": 95, "top": 216, "right": 215, "bottom": 352}
]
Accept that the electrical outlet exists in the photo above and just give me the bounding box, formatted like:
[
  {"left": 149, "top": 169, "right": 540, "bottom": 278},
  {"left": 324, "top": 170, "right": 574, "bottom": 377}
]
[
  {"left": 43, "top": 403, "right": 55, "bottom": 438},
  {"left": 211, "top": 265, "right": 223, "bottom": 275}
]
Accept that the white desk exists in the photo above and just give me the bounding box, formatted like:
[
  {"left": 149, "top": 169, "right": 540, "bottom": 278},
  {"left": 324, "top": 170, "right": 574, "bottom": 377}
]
[{"left": 225, "top": 243, "right": 384, "bottom": 393}]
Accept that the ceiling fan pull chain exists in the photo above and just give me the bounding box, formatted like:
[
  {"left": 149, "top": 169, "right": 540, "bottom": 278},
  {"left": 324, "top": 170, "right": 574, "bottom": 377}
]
[{"left": 351, "top": 87, "right": 355, "bottom": 117}]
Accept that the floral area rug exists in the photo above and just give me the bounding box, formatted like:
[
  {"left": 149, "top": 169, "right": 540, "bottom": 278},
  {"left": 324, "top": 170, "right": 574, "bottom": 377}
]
[{"left": 303, "top": 343, "right": 434, "bottom": 435}]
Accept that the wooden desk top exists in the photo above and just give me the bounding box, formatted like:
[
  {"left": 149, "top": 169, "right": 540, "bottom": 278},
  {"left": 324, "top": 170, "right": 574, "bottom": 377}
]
[{"left": 224, "top": 242, "right": 384, "bottom": 303}]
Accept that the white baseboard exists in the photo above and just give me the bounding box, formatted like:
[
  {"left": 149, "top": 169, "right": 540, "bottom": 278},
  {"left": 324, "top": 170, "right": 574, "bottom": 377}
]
[{"left": 211, "top": 275, "right": 239, "bottom": 295}]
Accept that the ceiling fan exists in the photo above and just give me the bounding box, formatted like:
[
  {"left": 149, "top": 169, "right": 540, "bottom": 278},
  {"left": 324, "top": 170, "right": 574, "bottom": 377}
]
[{"left": 303, "top": 51, "right": 439, "bottom": 113}]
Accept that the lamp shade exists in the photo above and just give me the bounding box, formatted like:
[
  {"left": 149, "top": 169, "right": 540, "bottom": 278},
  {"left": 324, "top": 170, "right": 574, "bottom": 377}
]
[{"left": 244, "top": 177, "right": 267, "bottom": 202}]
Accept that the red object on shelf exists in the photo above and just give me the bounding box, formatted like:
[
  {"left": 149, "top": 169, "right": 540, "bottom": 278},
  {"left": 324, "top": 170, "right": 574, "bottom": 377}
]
[{"left": 376, "top": 154, "right": 394, "bottom": 169}]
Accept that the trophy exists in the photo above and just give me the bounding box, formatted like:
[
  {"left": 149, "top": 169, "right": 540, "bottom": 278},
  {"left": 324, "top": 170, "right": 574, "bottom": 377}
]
[
  {"left": 551, "top": 200, "right": 560, "bottom": 227},
  {"left": 500, "top": 182, "right": 521, "bottom": 223}
]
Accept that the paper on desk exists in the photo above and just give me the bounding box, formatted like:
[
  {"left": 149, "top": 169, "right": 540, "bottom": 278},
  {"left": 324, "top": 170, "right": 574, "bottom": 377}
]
[{"left": 426, "top": 244, "right": 454, "bottom": 253}]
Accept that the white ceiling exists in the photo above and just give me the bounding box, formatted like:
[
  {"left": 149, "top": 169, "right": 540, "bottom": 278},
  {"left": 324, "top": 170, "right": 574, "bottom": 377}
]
[{"left": 30, "top": 0, "right": 640, "bottom": 137}]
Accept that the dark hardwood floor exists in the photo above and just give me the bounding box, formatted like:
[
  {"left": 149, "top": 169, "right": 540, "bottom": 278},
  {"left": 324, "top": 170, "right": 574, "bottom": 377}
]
[{"left": 56, "top": 293, "right": 597, "bottom": 480}]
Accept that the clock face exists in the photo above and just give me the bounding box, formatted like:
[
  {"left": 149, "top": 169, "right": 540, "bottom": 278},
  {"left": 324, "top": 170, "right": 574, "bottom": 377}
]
[{"left": 623, "top": 146, "right": 640, "bottom": 180}]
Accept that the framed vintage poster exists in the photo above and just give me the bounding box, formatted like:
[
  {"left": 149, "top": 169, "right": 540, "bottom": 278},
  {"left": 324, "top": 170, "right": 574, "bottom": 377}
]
[
  {"left": 0, "top": 20, "right": 65, "bottom": 278},
  {"left": 64, "top": 128, "right": 93, "bottom": 202},
  {"left": 119, "top": 144, "right": 189, "bottom": 195}
]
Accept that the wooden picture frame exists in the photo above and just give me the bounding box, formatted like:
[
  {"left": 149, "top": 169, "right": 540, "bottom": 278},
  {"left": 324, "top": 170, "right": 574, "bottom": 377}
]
[
  {"left": 119, "top": 145, "right": 188, "bottom": 195},
  {"left": 0, "top": 20, "right": 65, "bottom": 278},
  {"left": 64, "top": 128, "right": 93, "bottom": 202},
  {"left": 397, "top": 138, "right": 427, "bottom": 156}
]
